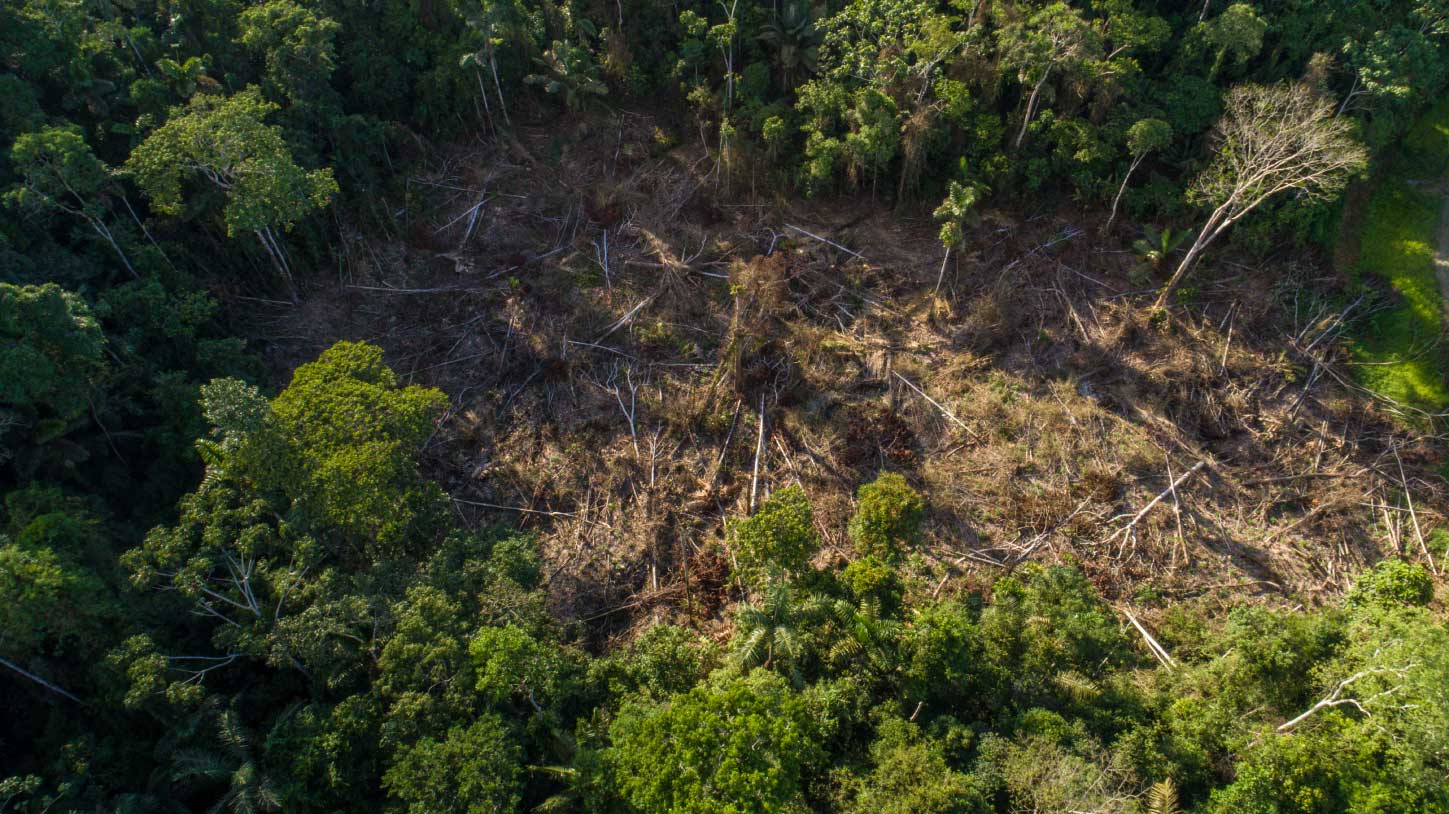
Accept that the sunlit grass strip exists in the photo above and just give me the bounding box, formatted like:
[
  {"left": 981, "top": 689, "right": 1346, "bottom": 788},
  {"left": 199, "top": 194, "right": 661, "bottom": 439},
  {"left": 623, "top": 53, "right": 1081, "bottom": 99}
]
[{"left": 1350, "top": 102, "right": 1449, "bottom": 413}]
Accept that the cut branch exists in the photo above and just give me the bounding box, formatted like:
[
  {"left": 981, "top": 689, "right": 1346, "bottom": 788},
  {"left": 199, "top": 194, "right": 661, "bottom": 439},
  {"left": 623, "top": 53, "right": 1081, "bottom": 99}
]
[{"left": 1103, "top": 461, "right": 1207, "bottom": 548}]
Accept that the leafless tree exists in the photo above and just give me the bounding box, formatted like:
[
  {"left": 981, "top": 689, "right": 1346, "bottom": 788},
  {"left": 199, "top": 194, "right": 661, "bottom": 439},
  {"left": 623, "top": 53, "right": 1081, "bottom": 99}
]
[
  {"left": 1277, "top": 660, "right": 1416, "bottom": 733},
  {"left": 590, "top": 361, "right": 643, "bottom": 458},
  {"left": 1155, "top": 83, "right": 1368, "bottom": 310}
]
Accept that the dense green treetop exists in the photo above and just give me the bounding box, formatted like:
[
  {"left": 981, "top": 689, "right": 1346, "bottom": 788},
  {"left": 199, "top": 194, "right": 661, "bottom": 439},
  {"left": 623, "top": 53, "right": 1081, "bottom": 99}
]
[
  {"left": 609, "top": 669, "right": 823, "bottom": 814},
  {"left": 727, "top": 484, "right": 819, "bottom": 585},
  {"left": 124, "top": 88, "right": 337, "bottom": 238},
  {"left": 0, "top": 283, "right": 105, "bottom": 443}
]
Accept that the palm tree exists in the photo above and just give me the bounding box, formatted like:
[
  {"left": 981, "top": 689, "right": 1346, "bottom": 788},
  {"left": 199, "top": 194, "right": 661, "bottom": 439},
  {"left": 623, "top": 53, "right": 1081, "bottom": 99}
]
[
  {"left": 168, "top": 703, "right": 281, "bottom": 814},
  {"left": 822, "top": 598, "right": 903, "bottom": 677},
  {"left": 757, "top": 1, "right": 821, "bottom": 91},
  {"left": 933, "top": 178, "right": 988, "bottom": 292},
  {"left": 1130, "top": 225, "right": 1193, "bottom": 283},
  {"left": 1146, "top": 779, "right": 1182, "bottom": 814},
  {"left": 730, "top": 579, "right": 829, "bottom": 685},
  {"left": 525, "top": 41, "right": 609, "bottom": 112}
]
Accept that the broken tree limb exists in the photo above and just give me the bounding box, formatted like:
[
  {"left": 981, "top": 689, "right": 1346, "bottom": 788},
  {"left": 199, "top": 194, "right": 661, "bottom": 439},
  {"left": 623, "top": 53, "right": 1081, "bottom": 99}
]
[
  {"left": 1103, "top": 461, "right": 1207, "bottom": 546},
  {"left": 1123, "top": 607, "right": 1177, "bottom": 671},
  {"left": 346, "top": 285, "right": 483, "bottom": 295},
  {"left": 1391, "top": 442, "right": 1436, "bottom": 575},
  {"left": 594, "top": 294, "right": 657, "bottom": 343},
  {"left": 450, "top": 497, "right": 615, "bottom": 530},
  {"left": 433, "top": 192, "right": 488, "bottom": 234},
  {"left": 1276, "top": 664, "right": 1413, "bottom": 733},
  {"left": 750, "top": 392, "right": 766, "bottom": 512},
  {"left": 0, "top": 656, "right": 85, "bottom": 704},
  {"left": 893, "top": 372, "right": 978, "bottom": 440},
  {"left": 783, "top": 224, "right": 866, "bottom": 261}
]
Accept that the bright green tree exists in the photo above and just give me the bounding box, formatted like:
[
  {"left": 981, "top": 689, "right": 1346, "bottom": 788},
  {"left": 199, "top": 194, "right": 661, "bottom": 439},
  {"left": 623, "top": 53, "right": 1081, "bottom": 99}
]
[
  {"left": 609, "top": 669, "right": 822, "bottom": 814},
  {"left": 727, "top": 485, "right": 819, "bottom": 586},
  {"left": 1347, "top": 559, "right": 1435, "bottom": 608},
  {"left": 263, "top": 341, "right": 448, "bottom": 556},
  {"left": 382, "top": 714, "right": 523, "bottom": 814},
  {"left": 848, "top": 717, "right": 988, "bottom": 814},
  {"left": 847, "top": 472, "right": 925, "bottom": 562},
  {"left": 124, "top": 88, "right": 337, "bottom": 297},
  {"left": 469, "top": 623, "right": 583, "bottom": 712},
  {"left": 121, "top": 342, "right": 448, "bottom": 701}
]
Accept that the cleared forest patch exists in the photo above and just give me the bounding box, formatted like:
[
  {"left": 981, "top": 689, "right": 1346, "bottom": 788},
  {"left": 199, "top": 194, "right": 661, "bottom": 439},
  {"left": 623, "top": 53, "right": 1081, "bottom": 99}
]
[{"left": 253, "top": 113, "right": 1449, "bottom": 637}]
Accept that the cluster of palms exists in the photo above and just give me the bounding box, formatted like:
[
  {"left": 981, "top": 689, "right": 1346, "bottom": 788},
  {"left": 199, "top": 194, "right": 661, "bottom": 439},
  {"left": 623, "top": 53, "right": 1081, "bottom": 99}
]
[{"left": 730, "top": 577, "right": 900, "bottom": 687}]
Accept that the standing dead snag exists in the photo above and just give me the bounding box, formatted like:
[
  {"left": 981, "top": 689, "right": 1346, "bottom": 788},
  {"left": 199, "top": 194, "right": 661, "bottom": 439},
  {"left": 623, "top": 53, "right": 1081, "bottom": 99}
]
[
  {"left": 1154, "top": 83, "right": 1367, "bottom": 310},
  {"left": 588, "top": 361, "right": 643, "bottom": 458}
]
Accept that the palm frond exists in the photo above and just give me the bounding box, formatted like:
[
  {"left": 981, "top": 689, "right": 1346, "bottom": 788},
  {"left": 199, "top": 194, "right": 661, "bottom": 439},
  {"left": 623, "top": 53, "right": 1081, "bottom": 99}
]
[
  {"left": 216, "top": 707, "right": 250, "bottom": 756},
  {"left": 1053, "top": 670, "right": 1101, "bottom": 702},
  {"left": 169, "top": 749, "right": 233, "bottom": 783},
  {"left": 1146, "top": 778, "right": 1180, "bottom": 814}
]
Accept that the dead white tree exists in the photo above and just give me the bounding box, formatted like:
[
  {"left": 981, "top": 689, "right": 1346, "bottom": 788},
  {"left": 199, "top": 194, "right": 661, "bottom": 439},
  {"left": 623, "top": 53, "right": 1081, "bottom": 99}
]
[
  {"left": 590, "top": 361, "right": 642, "bottom": 458},
  {"left": 1277, "top": 662, "right": 1416, "bottom": 733},
  {"left": 1154, "top": 83, "right": 1367, "bottom": 310}
]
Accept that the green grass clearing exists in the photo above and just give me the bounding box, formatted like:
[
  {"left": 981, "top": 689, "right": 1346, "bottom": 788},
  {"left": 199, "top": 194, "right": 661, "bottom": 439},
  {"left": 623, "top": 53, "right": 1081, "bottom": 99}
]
[{"left": 1349, "top": 101, "right": 1449, "bottom": 413}]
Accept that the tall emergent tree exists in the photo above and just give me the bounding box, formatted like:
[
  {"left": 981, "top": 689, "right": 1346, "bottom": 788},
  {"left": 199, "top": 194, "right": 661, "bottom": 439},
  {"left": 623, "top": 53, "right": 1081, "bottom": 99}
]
[
  {"left": 1155, "top": 83, "right": 1367, "bottom": 309},
  {"left": 124, "top": 88, "right": 337, "bottom": 298}
]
